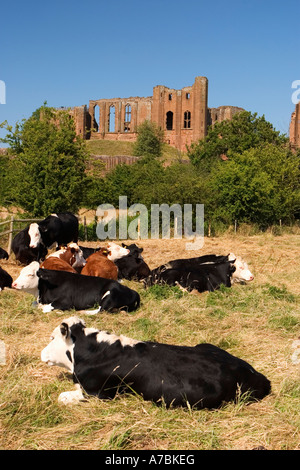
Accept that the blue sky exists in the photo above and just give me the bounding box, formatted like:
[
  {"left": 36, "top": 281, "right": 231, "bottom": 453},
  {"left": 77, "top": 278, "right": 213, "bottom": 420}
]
[{"left": 1, "top": 0, "right": 299, "bottom": 145}]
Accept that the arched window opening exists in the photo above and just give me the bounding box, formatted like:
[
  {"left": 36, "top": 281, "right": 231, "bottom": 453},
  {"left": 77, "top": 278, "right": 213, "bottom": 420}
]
[
  {"left": 166, "top": 111, "right": 173, "bottom": 130},
  {"left": 124, "top": 104, "right": 131, "bottom": 132},
  {"left": 94, "top": 104, "right": 100, "bottom": 132},
  {"left": 108, "top": 105, "right": 115, "bottom": 132},
  {"left": 184, "top": 110, "right": 191, "bottom": 129},
  {"left": 168, "top": 93, "right": 172, "bottom": 100}
]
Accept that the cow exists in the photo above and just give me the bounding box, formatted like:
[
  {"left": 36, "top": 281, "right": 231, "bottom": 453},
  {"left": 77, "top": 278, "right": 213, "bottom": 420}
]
[
  {"left": 0, "top": 266, "right": 12, "bottom": 291},
  {"left": 114, "top": 243, "right": 151, "bottom": 281},
  {"left": 78, "top": 246, "right": 101, "bottom": 260},
  {"left": 12, "top": 262, "right": 140, "bottom": 313},
  {"left": 158, "top": 253, "right": 254, "bottom": 284},
  {"left": 145, "top": 261, "right": 236, "bottom": 293},
  {"left": 45, "top": 243, "right": 86, "bottom": 272},
  {"left": 12, "top": 226, "right": 48, "bottom": 265},
  {"left": 29, "top": 212, "right": 79, "bottom": 249},
  {"left": 40, "top": 257, "right": 77, "bottom": 274},
  {"left": 81, "top": 248, "right": 118, "bottom": 280},
  {"left": 0, "top": 247, "right": 9, "bottom": 260},
  {"left": 41, "top": 316, "right": 271, "bottom": 407},
  {"left": 228, "top": 253, "right": 254, "bottom": 283},
  {"left": 106, "top": 242, "right": 130, "bottom": 261}
]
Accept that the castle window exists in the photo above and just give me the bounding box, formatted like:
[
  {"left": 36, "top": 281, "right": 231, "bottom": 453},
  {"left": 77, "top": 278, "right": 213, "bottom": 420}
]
[
  {"left": 94, "top": 104, "right": 100, "bottom": 132},
  {"left": 166, "top": 111, "right": 173, "bottom": 130},
  {"left": 124, "top": 104, "right": 131, "bottom": 132},
  {"left": 109, "top": 105, "right": 115, "bottom": 132},
  {"left": 169, "top": 93, "right": 172, "bottom": 100},
  {"left": 186, "top": 93, "right": 190, "bottom": 99},
  {"left": 184, "top": 111, "right": 191, "bottom": 128}
]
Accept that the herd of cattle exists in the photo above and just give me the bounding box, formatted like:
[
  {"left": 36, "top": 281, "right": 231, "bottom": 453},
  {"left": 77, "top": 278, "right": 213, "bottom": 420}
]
[{"left": 0, "top": 211, "right": 271, "bottom": 409}]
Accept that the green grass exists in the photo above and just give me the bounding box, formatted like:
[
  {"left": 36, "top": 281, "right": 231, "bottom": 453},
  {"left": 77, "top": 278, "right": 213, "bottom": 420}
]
[
  {"left": 0, "top": 234, "right": 299, "bottom": 450},
  {"left": 86, "top": 140, "right": 186, "bottom": 161}
]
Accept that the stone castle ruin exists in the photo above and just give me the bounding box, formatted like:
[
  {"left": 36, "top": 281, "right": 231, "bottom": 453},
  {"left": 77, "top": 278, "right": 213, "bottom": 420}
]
[
  {"left": 67, "top": 76, "right": 244, "bottom": 152},
  {"left": 289, "top": 101, "right": 300, "bottom": 150}
]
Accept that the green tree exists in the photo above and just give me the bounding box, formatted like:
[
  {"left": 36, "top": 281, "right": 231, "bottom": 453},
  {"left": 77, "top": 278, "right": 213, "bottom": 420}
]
[
  {"left": 1, "top": 104, "right": 89, "bottom": 216},
  {"left": 132, "top": 120, "right": 164, "bottom": 159},
  {"left": 188, "top": 111, "right": 288, "bottom": 169},
  {"left": 208, "top": 144, "right": 300, "bottom": 225}
]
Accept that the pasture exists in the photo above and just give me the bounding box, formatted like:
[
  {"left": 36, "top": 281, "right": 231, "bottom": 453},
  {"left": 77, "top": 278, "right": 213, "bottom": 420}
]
[{"left": 0, "top": 233, "right": 299, "bottom": 450}]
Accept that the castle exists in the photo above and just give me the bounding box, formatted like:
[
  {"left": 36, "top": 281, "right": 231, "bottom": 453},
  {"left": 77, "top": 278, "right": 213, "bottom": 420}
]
[
  {"left": 289, "top": 102, "right": 300, "bottom": 150},
  {"left": 67, "top": 76, "right": 244, "bottom": 152}
]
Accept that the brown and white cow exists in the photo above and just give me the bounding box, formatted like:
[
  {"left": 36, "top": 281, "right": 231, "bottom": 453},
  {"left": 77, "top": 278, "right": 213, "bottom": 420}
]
[{"left": 81, "top": 248, "right": 118, "bottom": 280}]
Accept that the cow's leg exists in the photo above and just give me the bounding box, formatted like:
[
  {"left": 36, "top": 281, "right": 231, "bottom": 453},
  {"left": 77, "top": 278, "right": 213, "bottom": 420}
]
[{"left": 58, "top": 384, "right": 86, "bottom": 404}]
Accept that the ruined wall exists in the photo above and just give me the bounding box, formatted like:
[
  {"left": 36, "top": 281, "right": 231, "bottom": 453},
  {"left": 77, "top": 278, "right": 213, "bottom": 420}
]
[
  {"left": 289, "top": 103, "right": 300, "bottom": 149},
  {"left": 151, "top": 76, "right": 208, "bottom": 151},
  {"left": 88, "top": 97, "right": 152, "bottom": 142},
  {"left": 68, "top": 76, "right": 244, "bottom": 152},
  {"left": 207, "top": 105, "right": 244, "bottom": 127}
]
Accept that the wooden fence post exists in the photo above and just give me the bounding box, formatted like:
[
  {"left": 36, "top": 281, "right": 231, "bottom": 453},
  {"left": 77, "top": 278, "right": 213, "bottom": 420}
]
[
  {"left": 83, "top": 216, "right": 87, "bottom": 241},
  {"left": 7, "top": 216, "right": 14, "bottom": 255}
]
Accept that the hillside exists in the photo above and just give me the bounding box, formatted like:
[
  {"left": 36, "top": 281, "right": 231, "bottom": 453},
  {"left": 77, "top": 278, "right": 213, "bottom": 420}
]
[{"left": 86, "top": 139, "right": 188, "bottom": 162}]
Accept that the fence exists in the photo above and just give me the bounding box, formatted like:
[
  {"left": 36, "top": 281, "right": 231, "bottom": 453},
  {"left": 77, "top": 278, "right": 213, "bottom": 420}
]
[
  {"left": 0, "top": 216, "right": 90, "bottom": 255},
  {"left": 0, "top": 217, "right": 43, "bottom": 255}
]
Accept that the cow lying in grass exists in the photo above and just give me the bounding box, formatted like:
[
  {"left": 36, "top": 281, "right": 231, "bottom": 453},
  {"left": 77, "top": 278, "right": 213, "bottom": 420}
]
[
  {"left": 12, "top": 262, "right": 140, "bottom": 314},
  {"left": 145, "top": 253, "right": 254, "bottom": 292},
  {"left": 41, "top": 316, "right": 271, "bottom": 408}
]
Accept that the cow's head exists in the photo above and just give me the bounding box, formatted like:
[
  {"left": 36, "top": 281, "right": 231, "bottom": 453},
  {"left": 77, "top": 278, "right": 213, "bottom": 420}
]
[
  {"left": 41, "top": 317, "right": 85, "bottom": 372},
  {"left": 28, "top": 223, "right": 42, "bottom": 248},
  {"left": 65, "top": 243, "right": 86, "bottom": 269},
  {"left": 229, "top": 253, "right": 254, "bottom": 282},
  {"left": 12, "top": 261, "right": 40, "bottom": 296},
  {"left": 122, "top": 243, "right": 144, "bottom": 258},
  {"left": 107, "top": 242, "right": 130, "bottom": 261}
]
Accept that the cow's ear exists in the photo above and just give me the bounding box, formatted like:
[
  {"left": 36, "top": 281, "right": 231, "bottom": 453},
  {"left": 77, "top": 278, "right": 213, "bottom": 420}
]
[{"left": 60, "top": 322, "right": 69, "bottom": 338}]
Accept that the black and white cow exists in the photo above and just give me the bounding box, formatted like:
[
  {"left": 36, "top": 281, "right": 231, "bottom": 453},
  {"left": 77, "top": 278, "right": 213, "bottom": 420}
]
[
  {"left": 30, "top": 212, "right": 79, "bottom": 249},
  {"left": 145, "top": 260, "right": 236, "bottom": 293},
  {"left": 114, "top": 243, "right": 151, "bottom": 281},
  {"left": 12, "top": 226, "right": 48, "bottom": 265},
  {"left": 0, "top": 247, "right": 9, "bottom": 260},
  {"left": 41, "top": 316, "right": 271, "bottom": 407},
  {"left": 161, "top": 253, "right": 254, "bottom": 284},
  {"left": 12, "top": 262, "right": 140, "bottom": 313},
  {"left": 0, "top": 266, "right": 12, "bottom": 291}
]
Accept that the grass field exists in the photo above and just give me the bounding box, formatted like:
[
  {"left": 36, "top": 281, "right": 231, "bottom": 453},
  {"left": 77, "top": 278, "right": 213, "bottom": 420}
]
[
  {"left": 0, "top": 233, "right": 299, "bottom": 450},
  {"left": 86, "top": 139, "right": 186, "bottom": 162}
]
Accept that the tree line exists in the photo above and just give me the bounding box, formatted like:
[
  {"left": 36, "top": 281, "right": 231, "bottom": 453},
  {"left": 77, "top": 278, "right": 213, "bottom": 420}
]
[{"left": 0, "top": 104, "right": 299, "bottom": 231}]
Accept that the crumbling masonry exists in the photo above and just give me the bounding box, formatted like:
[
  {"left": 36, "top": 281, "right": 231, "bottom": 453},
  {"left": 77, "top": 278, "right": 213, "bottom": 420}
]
[{"left": 67, "top": 76, "right": 244, "bottom": 152}]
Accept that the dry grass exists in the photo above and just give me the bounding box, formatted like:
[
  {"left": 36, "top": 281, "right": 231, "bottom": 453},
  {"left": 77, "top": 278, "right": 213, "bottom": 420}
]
[{"left": 0, "top": 233, "right": 299, "bottom": 450}]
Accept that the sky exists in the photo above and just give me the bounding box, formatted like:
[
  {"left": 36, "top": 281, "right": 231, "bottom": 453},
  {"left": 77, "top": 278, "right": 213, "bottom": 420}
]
[{"left": 1, "top": 0, "right": 300, "bottom": 145}]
